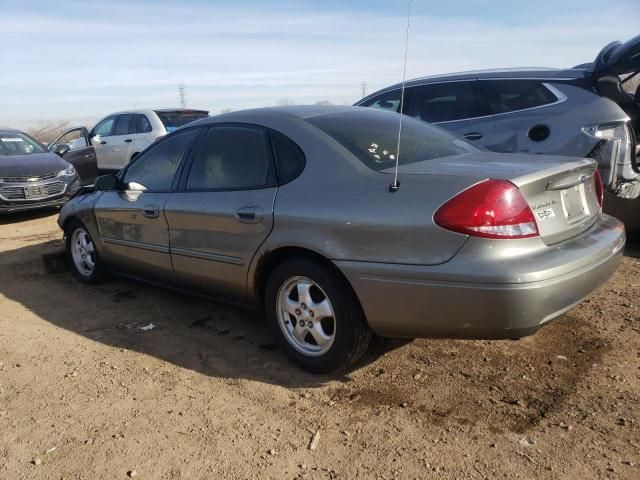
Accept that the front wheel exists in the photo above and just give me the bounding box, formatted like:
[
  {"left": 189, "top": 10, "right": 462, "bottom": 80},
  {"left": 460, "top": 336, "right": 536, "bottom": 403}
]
[
  {"left": 265, "top": 258, "right": 372, "bottom": 374},
  {"left": 65, "top": 220, "right": 107, "bottom": 284}
]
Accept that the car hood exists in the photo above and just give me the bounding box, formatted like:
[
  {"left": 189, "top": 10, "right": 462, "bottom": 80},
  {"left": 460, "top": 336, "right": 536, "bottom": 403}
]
[
  {"left": 591, "top": 33, "right": 640, "bottom": 77},
  {"left": 382, "top": 151, "right": 588, "bottom": 180},
  {"left": 0, "top": 152, "right": 68, "bottom": 178}
]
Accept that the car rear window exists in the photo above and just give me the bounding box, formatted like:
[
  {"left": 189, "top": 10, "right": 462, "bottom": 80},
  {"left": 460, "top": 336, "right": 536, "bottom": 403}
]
[
  {"left": 306, "top": 109, "right": 478, "bottom": 172},
  {"left": 154, "top": 110, "right": 209, "bottom": 132}
]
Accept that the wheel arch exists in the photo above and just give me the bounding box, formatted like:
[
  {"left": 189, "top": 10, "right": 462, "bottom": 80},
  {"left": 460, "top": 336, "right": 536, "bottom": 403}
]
[{"left": 251, "top": 246, "right": 364, "bottom": 313}]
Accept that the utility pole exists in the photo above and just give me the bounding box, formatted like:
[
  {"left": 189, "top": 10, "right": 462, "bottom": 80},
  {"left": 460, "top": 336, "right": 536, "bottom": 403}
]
[
  {"left": 361, "top": 81, "right": 367, "bottom": 98},
  {"left": 178, "top": 84, "right": 186, "bottom": 108}
]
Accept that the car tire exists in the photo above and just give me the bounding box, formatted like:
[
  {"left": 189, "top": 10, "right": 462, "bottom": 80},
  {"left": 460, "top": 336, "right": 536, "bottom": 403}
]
[
  {"left": 65, "top": 219, "right": 107, "bottom": 284},
  {"left": 265, "top": 258, "right": 372, "bottom": 374}
]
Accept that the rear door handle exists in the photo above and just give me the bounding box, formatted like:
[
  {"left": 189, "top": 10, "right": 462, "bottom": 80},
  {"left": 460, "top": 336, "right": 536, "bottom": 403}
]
[
  {"left": 100, "top": 140, "right": 107, "bottom": 145},
  {"left": 124, "top": 139, "right": 133, "bottom": 143},
  {"left": 236, "top": 206, "right": 263, "bottom": 223},
  {"left": 463, "top": 132, "right": 483, "bottom": 141},
  {"left": 141, "top": 205, "right": 160, "bottom": 219}
]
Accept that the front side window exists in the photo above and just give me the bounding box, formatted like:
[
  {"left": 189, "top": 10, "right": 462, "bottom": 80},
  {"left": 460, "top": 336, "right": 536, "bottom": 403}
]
[
  {"left": 114, "top": 115, "right": 135, "bottom": 136},
  {"left": 306, "top": 109, "right": 478, "bottom": 172},
  {"left": 186, "top": 126, "right": 272, "bottom": 191},
  {"left": 51, "top": 128, "right": 88, "bottom": 151},
  {"left": 123, "top": 129, "right": 199, "bottom": 191},
  {"left": 407, "top": 82, "right": 486, "bottom": 123},
  {"left": 94, "top": 116, "right": 116, "bottom": 137},
  {"left": 0, "top": 132, "right": 45, "bottom": 156},
  {"left": 480, "top": 80, "right": 558, "bottom": 114},
  {"left": 359, "top": 89, "right": 403, "bottom": 113}
]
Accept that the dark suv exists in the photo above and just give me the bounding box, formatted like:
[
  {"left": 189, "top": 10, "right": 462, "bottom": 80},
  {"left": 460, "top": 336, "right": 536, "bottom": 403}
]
[{"left": 356, "top": 34, "right": 640, "bottom": 237}]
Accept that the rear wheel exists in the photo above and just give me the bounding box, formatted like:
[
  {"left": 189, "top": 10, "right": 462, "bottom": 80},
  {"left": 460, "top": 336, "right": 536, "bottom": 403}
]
[
  {"left": 65, "top": 220, "right": 107, "bottom": 284},
  {"left": 265, "top": 258, "right": 372, "bottom": 373}
]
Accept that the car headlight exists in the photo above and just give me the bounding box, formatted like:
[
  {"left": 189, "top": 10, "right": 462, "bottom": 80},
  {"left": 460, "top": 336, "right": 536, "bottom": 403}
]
[{"left": 58, "top": 165, "right": 76, "bottom": 177}]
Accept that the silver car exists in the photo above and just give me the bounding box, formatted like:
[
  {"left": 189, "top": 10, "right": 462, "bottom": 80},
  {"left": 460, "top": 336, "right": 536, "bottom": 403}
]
[
  {"left": 58, "top": 106, "right": 625, "bottom": 373},
  {"left": 356, "top": 34, "right": 640, "bottom": 238}
]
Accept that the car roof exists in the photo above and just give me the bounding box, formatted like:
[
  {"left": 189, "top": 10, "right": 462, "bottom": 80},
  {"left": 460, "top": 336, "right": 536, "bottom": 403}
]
[
  {"left": 101, "top": 108, "right": 209, "bottom": 116},
  {"left": 357, "top": 67, "right": 588, "bottom": 102},
  {"left": 0, "top": 128, "right": 23, "bottom": 135},
  {"left": 189, "top": 105, "right": 360, "bottom": 126}
]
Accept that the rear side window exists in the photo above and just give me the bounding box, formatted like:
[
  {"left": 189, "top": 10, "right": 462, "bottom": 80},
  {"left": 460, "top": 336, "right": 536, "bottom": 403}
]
[
  {"left": 155, "top": 110, "right": 208, "bottom": 132},
  {"left": 481, "top": 80, "right": 558, "bottom": 114},
  {"left": 359, "top": 89, "right": 403, "bottom": 113},
  {"left": 406, "top": 82, "right": 488, "bottom": 123},
  {"left": 306, "top": 109, "right": 478, "bottom": 172},
  {"left": 135, "top": 114, "right": 153, "bottom": 133},
  {"left": 114, "top": 115, "right": 135, "bottom": 136},
  {"left": 269, "top": 130, "right": 305, "bottom": 184},
  {"left": 186, "top": 126, "right": 273, "bottom": 191}
]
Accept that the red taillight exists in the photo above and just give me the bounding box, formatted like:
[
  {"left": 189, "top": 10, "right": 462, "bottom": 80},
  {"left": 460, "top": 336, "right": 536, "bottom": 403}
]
[
  {"left": 594, "top": 169, "right": 604, "bottom": 208},
  {"left": 434, "top": 179, "right": 539, "bottom": 239}
]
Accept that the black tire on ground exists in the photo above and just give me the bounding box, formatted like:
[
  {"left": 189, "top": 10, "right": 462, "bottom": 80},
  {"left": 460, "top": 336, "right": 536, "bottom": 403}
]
[
  {"left": 265, "top": 257, "right": 372, "bottom": 374},
  {"left": 65, "top": 219, "right": 108, "bottom": 285}
]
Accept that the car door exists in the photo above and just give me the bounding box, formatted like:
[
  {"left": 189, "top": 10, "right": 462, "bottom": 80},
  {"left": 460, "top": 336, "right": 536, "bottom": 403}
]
[
  {"left": 476, "top": 80, "right": 563, "bottom": 153},
  {"left": 48, "top": 127, "right": 97, "bottom": 184},
  {"left": 90, "top": 115, "right": 117, "bottom": 170},
  {"left": 93, "top": 128, "right": 200, "bottom": 284},
  {"left": 108, "top": 114, "right": 137, "bottom": 169},
  {"left": 404, "top": 81, "right": 494, "bottom": 143},
  {"left": 164, "top": 124, "right": 277, "bottom": 300}
]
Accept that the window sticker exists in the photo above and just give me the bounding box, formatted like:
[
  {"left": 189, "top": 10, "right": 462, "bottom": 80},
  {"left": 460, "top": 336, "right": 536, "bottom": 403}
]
[{"left": 1, "top": 137, "right": 24, "bottom": 142}]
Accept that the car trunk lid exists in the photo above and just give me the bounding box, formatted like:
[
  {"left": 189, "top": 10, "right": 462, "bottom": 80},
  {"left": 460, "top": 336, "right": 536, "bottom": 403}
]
[{"left": 387, "top": 152, "right": 601, "bottom": 245}]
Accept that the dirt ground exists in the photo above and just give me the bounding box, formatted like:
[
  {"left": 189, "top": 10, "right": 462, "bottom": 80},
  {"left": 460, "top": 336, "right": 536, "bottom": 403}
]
[{"left": 0, "top": 211, "right": 638, "bottom": 480}]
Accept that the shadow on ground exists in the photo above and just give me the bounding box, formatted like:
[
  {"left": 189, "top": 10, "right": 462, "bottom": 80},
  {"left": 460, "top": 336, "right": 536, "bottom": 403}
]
[{"left": 0, "top": 240, "right": 407, "bottom": 389}]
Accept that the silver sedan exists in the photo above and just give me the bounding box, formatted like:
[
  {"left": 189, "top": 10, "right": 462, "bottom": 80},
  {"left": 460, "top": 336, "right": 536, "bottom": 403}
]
[{"left": 58, "top": 106, "right": 625, "bottom": 373}]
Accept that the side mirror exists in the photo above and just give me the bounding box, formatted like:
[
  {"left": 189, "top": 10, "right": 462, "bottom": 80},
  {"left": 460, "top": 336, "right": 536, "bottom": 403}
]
[
  {"left": 53, "top": 144, "right": 70, "bottom": 157},
  {"left": 94, "top": 174, "right": 120, "bottom": 191}
]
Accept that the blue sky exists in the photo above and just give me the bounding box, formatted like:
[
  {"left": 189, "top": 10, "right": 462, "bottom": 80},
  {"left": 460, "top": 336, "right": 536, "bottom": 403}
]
[{"left": 0, "top": 0, "right": 638, "bottom": 129}]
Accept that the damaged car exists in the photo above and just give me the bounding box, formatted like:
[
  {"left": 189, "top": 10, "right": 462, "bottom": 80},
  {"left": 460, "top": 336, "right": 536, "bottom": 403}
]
[
  {"left": 59, "top": 106, "right": 625, "bottom": 373},
  {"left": 356, "top": 34, "right": 640, "bottom": 238}
]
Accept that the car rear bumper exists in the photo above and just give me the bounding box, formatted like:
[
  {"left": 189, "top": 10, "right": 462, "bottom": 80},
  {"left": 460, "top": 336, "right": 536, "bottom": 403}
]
[{"left": 335, "top": 214, "right": 626, "bottom": 339}]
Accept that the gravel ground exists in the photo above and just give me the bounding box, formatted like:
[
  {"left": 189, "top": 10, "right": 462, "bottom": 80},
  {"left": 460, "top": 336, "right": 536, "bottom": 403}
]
[{"left": 0, "top": 210, "right": 638, "bottom": 479}]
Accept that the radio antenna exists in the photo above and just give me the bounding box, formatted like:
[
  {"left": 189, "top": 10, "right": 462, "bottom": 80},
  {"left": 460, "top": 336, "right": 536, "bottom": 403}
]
[{"left": 390, "top": 0, "right": 412, "bottom": 193}]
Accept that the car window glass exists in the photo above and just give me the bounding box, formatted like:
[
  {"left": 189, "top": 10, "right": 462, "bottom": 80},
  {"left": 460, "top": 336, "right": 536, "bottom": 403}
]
[
  {"left": 0, "top": 132, "right": 45, "bottom": 155},
  {"left": 359, "top": 89, "right": 403, "bottom": 113},
  {"left": 114, "top": 115, "right": 134, "bottom": 136},
  {"left": 306, "top": 109, "right": 478, "bottom": 172},
  {"left": 52, "top": 129, "right": 88, "bottom": 151},
  {"left": 408, "top": 82, "right": 483, "bottom": 123},
  {"left": 186, "top": 126, "right": 271, "bottom": 190},
  {"left": 270, "top": 129, "right": 305, "bottom": 183},
  {"left": 94, "top": 117, "right": 116, "bottom": 137},
  {"left": 135, "top": 115, "right": 153, "bottom": 134},
  {"left": 481, "top": 80, "right": 558, "bottom": 114},
  {"left": 123, "top": 129, "right": 198, "bottom": 191}
]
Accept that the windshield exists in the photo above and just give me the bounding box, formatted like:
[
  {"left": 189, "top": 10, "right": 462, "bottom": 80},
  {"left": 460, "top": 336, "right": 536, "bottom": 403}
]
[
  {"left": 0, "top": 133, "right": 46, "bottom": 156},
  {"left": 154, "top": 110, "right": 209, "bottom": 132},
  {"left": 305, "top": 109, "right": 479, "bottom": 172}
]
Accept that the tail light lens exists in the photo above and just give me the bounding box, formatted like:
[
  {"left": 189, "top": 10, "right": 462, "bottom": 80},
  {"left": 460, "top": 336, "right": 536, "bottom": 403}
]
[
  {"left": 434, "top": 179, "right": 539, "bottom": 239},
  {"left": 594, "top": 169, "right": 604, "bottom": 208}
]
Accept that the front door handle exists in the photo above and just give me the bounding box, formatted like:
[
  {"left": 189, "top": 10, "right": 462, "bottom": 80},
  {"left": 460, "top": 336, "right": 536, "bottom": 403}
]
[
  {"left": 236, "top": 206, "right": 263, "bottom": 223},
  {"left": 124, "top": 139, "right": 133, "bottom": 143},
  {"left": 100, "top": 140, "right": 107, "bottom": 145},
  {"left": 141, "top": 205, "right": 160, "bottom": 219},
  {"left": 463, "top": 132, "right": 483, "bottom": 141}
]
